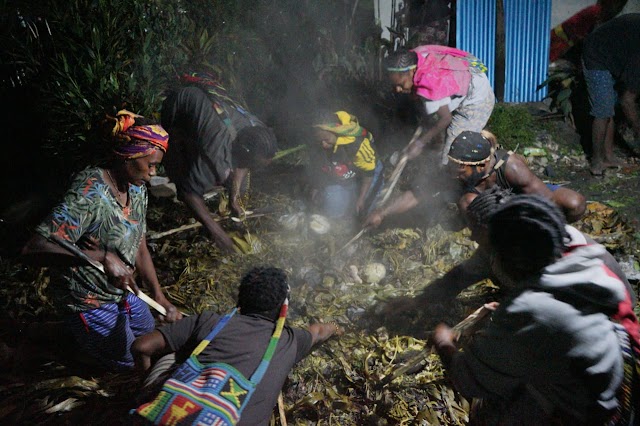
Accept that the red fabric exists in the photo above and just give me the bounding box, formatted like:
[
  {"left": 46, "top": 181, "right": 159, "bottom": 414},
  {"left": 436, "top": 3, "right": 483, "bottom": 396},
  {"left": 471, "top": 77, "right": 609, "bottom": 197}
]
[{"left": 550, "top": 4, "right": 601, "bottom": 62}]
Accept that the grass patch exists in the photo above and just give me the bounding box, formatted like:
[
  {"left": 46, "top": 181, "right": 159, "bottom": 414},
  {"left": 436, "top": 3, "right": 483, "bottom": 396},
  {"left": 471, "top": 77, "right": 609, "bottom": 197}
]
[{"left": 487, "top": 104, "right": 537, "bottom": 150}]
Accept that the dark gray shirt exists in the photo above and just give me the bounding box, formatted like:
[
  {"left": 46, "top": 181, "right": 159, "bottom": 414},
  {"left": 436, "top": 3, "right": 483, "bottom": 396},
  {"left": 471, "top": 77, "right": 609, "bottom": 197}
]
[
  {"left": 161, "top": 86, "right": 263, "bottom": 197},
  {"left": 583, "top": 13, "right": 640, "bottom": 92},
  {"left": 158, "top": 311, "right": 313, "bottom": 426}
]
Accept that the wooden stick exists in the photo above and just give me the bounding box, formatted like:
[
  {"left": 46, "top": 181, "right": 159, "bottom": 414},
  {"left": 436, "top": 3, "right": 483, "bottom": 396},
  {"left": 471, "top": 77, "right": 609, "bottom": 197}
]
[
  {"left": 277, "top": 392, "right": 288, "bottom": 426},
  {"left": 335, "top": 228, "right": 367, "bottom": 255},
  {"left": 127, "top": 287, "right": 167, "bottom": 316},
  {"left": 377, "top": 154, "right": 408, "bottom": 207},
  {"left": 335, "top": 126, "right": 423, "bottom": 254},
  {"left": 146, "top": 222, "right": 203, "bottom": 240},
  {"left": 147, "top": 213, "right": 265, "bottom": 240},
  {"left": 49, "top": 235, "right": 182, "bottom": 317},
  {"left": 378, "top": 304, "right": 494, "bottom": 387},
  {"left": 49, "top": 235, "right": 105, "bottom": 273},
  {"left": 273, "top": 144, "right": 306, "bottom": 160}
]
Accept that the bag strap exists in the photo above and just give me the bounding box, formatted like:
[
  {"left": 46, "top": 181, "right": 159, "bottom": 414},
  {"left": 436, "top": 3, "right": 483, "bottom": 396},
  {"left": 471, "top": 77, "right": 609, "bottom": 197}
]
[
  {"left": 188, "top": 299, "right": 289, "bottom": 384},
  {"left": 191, "top": 308, "right": 237, "bottom": 357},
  {"left": 249, "top": 298, "right": 289, "bottom": 383}
]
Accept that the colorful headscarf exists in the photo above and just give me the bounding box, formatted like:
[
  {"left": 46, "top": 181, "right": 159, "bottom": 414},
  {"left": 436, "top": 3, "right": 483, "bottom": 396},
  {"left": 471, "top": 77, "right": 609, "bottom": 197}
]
[
  {"left": 313, "top": 111, "right": 367, "bottom": 153},
  {"left": 111, "top": 110, "right": 169, "bottom": 159}
]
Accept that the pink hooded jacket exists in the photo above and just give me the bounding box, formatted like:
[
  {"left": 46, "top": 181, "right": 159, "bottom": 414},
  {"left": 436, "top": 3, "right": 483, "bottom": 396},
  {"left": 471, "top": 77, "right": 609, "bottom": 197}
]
[{"left": 411, "top": 45, "right": 474, "bottom": 101}]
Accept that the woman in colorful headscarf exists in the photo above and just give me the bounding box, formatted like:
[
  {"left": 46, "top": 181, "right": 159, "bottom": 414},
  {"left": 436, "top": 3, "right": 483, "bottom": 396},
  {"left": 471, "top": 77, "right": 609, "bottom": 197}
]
[
  {"left": 21, "top": 110, "right": 181, "bottom": 371},
  {"left": 310, "top": 111, "right": 384, "bottom": 218},
  {"left": 386, "top": 45, "right": 495, "bottom": 165}
]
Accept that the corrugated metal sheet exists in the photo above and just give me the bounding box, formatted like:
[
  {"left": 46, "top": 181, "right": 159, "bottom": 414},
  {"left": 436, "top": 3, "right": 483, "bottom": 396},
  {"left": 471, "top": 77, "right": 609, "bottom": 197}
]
[
  {"left": 456, "top": 0, "right": 496, "bottom": 89},
  {"left": 503, "top": 0, "right": 551, "bottom": 102}
]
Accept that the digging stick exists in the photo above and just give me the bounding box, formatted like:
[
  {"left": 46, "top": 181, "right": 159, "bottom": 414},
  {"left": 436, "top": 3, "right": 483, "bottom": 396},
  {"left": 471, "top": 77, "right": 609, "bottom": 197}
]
[
  {"left": 277, "top": 392, "right": 288, "bottom": 426},
  {"left": 335, "top": 126, "right": 423, "bottom": 254},
  {"left": 378, "top": 303, "right": 495, "bottom": 387},
  {"left": 49, "top": 235, "right": 170, "bottom": 317},
  {"left": 146, "top": 212, "right": 266, "bottom": 240}
]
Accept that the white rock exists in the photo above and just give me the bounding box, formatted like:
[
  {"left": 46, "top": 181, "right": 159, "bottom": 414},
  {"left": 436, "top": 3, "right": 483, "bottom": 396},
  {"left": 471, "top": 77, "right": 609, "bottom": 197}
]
[
  {"left": 309, "top": 214, "right": 331, "bottom": 234},
  {"left": 362, "top": 263, "right": 386, "bottom": 284}
]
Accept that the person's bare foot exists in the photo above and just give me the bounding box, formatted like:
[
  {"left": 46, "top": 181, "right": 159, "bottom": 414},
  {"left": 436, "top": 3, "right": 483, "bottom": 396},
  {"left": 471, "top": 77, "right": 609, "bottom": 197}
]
[{"left": 590, "top": 162, "right": 605, "bottom": 176}]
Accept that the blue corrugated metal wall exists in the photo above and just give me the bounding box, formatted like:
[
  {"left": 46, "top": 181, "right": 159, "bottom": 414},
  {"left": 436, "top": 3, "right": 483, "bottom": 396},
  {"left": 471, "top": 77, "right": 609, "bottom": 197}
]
[
  {"left": 503, "top": 0, "right": 551, "bottom": 102},
  {"left": 456, "top": 0, "right": 496, "bottom": 89},
  {"left": 456, "top": 0, "right": 551, "bottom": 102}
]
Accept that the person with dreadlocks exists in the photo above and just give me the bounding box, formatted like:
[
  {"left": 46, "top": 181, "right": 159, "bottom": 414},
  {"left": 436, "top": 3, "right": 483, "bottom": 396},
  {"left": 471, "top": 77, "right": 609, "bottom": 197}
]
[
  {"left": 160, "top": 73, "right": 278, "bottom": 252},
  {"left": 132, "top": 266, "right": 343, "bottom": 425},
  {"left": 309, "top": 111, "right": 384, "bottom": 218},
  {"left": 385, "top": 45, "right": 495, "bottom": 165},
  {"left": 448, "top": 130, "right": 587, "bottom": 223},
  {"left": 433, "top": 194, "right": 639, "bottom": 425},
  {"left": 20, "top": 110, "right": 181, "bottom": 370},
  {"left": 378, "top": 186, "right": 634, "bottom": 322}
]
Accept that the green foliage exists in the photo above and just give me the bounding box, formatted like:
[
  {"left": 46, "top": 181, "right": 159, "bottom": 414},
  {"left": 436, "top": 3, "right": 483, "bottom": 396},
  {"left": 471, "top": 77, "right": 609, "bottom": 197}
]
[
  {"left": 2, "top": 0, "right": 385, "bottom": 162},
  {"left": 538, "top": 64, "right": 579, "bottom": 122},
  {"left": 486, "top": 104, "right": 536, "bottom": 150},
  {"left": 2, "top": 0, "right": 191, "bottom": 166}
]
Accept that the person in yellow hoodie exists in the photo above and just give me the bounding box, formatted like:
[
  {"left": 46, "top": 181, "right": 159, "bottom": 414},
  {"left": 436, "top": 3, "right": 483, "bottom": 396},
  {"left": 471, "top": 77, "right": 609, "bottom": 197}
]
[{"left": 310, "top": 111, "right": 384, "bottom": 218}]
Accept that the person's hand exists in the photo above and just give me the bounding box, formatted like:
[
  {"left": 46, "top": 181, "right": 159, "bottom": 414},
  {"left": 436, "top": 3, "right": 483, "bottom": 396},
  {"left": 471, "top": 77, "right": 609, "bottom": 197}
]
[
  {"left": 355, "top": 197, "right": 366, "bottom": 214},
  {"left": 212, "top": 230, "right": 237, "bottom": 254},
  {"left": 230, "top": 197, "right": 244, "bottom": 219},
  {"left": 103, "top": 251, "right": 138, "bottom": 293},
  {"left": 154, "top": 295, "right": 182, "bottom": 323},
  {"left": 403, "top": 140, "right": 424, "bottom": 160},
  {"left": 433, "top": 323, "right": 456, "bottom": 348},
  {"left": 363, "top": 210, "right": 384, "bottom": 228}
]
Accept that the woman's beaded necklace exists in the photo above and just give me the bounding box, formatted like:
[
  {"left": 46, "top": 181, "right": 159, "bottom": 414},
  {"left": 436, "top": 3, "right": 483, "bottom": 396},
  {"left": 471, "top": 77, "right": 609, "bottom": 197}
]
[{"left": 106, "top": 168, "right": 130, "bottom": 210}]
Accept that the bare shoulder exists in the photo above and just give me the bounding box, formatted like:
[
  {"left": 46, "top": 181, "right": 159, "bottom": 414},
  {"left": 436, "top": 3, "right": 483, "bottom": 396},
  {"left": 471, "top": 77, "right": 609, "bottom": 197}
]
[{"left": 457, "top": 192, "right": 478, "bottom": 213}]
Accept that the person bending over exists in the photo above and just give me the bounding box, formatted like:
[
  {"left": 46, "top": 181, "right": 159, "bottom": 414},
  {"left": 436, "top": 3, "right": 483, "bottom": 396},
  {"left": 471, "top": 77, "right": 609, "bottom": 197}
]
[
  {"left": 380, "top": 187, "right": 634, "bottom": 323},
  {"left": 365, "top": 130, "right": 586, "bottom": 228},
  {"left": 309, "top": 110, "right": 384, "bottom": 218},
  {"left": 433, "top": 195, "right": 639, "bottom": 425},
  {"left": 161, "top": 73, "right": 277, "bottom": 252},
  {"left": 132, "top": 266, "right": 342, "bottom": 426},
  {"left": 386, "top": 45, "right": 495, "bottom": 165}
]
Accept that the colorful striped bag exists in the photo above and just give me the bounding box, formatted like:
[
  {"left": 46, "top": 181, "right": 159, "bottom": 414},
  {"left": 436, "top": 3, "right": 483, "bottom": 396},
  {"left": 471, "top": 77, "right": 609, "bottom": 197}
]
[{"left": 133, "top": 300, "right": 288, "bottom": 425}]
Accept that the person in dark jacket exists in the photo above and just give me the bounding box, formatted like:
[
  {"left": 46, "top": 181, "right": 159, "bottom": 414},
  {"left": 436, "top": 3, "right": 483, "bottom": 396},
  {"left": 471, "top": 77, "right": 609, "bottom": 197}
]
[{"left": 434, "top": 195, "right": 639, "bottom": 425}]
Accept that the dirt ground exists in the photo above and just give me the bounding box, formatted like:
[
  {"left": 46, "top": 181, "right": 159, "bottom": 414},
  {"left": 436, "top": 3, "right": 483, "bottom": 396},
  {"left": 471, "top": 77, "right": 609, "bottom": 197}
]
[
  {"left": 542, "top": 119, "right": 640, "bottom": 231},
  {"left": 0, "top": 110, "right": 639, "bottom": 425}
]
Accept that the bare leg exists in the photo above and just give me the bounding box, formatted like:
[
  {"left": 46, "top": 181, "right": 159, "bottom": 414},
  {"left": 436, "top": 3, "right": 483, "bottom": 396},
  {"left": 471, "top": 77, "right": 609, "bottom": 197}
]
[
  {"left": 590, "top": 117, "right": 610, "bottom": 176},
  {"left": 603, "top": 116, "right": 623, "bottom": 168}
]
